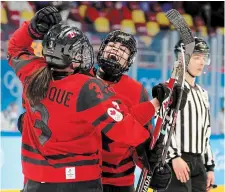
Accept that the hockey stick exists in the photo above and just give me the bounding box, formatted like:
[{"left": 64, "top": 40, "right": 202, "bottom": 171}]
[
  {"left": 157, "top": 9, "right": 195, "bottom": 166},
  {"left": 135, "top": 9, "right": 195, "bottom": 192}
]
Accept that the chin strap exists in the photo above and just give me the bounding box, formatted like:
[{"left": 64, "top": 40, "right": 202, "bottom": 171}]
[
  {"left": 187, "top": 70, "right": 196, "bottom": 78},
  {"left": 95, "top": 68, "right": 122, "bottom": 83}
]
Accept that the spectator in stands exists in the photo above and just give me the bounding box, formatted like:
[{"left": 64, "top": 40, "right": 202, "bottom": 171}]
[
  {"left": 149, "top": 2, "right": 162, "bottom": 13},
  {"left": 173, "top": 1, "right": 185, "bottom": 13}
]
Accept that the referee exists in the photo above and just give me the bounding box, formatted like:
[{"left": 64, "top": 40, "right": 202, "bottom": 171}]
[{"left": 154, "top": 37, "right": 215, "bottom": 192}]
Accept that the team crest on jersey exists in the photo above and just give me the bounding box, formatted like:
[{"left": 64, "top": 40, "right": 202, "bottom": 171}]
[{"left": 107, "top": 107, "right": 123, "bottom": 122}]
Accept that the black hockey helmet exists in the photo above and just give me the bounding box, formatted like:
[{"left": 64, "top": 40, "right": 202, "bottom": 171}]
[
  {"left": 174, "top": 37, "right": 210, "bottom": 65},
  {"left": 97, "top": 30, "right": 137, "bottom": 76},
  {"left": 42, "top": 23, "right": 94, "bottom": 71}
]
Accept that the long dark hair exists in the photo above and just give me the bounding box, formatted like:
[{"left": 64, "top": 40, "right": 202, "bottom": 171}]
[{"left": 26, "top": 66, "right": 52, "bottom": 106}]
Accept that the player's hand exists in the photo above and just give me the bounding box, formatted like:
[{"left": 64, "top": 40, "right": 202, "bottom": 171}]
[
  {"left": 150, "top": 98, "right": 160, "bottom": 112},
  {"left": 152, "top": 83, "right": 189, "bottom": 110},
  {"left": 172, "top": 157, "right": 190, "bottom": 183},
  {"left": 152, "top": 83, "right": 168, "bottom": 106},
  {"left": 28, "top": 6, "right": 62, "bottom": 40},
  {"left": 206, "top": 171, "right": 215, "bottom": 192},
  {"left": 135, "top": 139, "right": 163, "bottom": 167}
]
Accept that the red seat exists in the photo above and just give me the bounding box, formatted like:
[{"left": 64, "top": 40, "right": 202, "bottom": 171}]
[
  {"left": 106, "top": 8, "right": 121, "bottom": 30},
  {"left": 121, "top": 6, "right": 132, "bottom": 20},
  {"left": 85, "top": 6, "right": 99, "bottom": 23}
]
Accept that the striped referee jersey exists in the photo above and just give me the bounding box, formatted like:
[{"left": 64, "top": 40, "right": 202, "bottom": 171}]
[{"left": 164, "top": 81, "right": 215, "bottom": 171}]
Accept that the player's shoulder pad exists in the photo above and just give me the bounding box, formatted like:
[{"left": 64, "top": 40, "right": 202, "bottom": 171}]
[
  {"left": 121, "top": 75, "right": 147, "bottom": 102},
  {"left": 11, "top": 51, "right": 39, "bottom": 73},
  {"left": 121, "top": 74, "right": 143, "bottom": 88},
  {"left": 77, "top": 77, "right": 115, "bottom": 112}
]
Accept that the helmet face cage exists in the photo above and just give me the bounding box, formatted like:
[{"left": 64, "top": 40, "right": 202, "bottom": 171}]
[
  {"left": 97, "top": 30, "right": 137, "bottom": 76},
  {"left": 68, "top": 37, "right": 94, "bottom": 72},
  {"left": 193, "top": 40, "right": 210, "bottom": 65},
  {"left": 42, "top": 24, "right": 94, "bottom": 71},
  {"left": 174, "top": 37, "right": 210, "bottom": 66}
]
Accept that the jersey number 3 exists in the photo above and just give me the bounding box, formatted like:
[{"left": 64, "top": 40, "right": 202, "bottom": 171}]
[{"left": 32, "top": 103, "right": 52, "bottom": 145}]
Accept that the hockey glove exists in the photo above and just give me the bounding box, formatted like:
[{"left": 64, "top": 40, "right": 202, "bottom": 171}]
[
  {"left": 136, "top": 140, "right": 172, "bottom": 191},
  {"left": 28, "top": 6, "right": 62, "bottom": 40},
  {"left": 152, "top": 83, "right": 189, "bottom": 110},
  {"left": 135, "top": 139, "right": 164, "bottom": 169},
  {"left": 148, "top": 140, "right": 164, "bottom": 164},
  {"left": 150, "top": 163, "right": 172, "bottom": 191}
]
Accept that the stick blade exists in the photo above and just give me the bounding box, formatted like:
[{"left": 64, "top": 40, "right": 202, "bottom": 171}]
[
  {"left": 166, "top": 9, "right": 194, "bottom": 45},
  {"left": 166, "top": 9, "right": 195, "bottom": 67}
]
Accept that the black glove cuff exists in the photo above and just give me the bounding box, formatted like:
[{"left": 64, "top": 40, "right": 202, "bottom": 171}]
[
  {"left": 28, "top": 23, "right": 43, "bottom": 40},
  {"left": 205, "top": 165, "right": 214, "bottom": 172},
  {"left": 170, "top": 154, "right": 181, "bottom": 162}
]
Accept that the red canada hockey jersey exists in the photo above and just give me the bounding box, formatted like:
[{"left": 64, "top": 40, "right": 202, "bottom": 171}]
[
  {"left": 7, "top": 21, "right": 156, "bottom": 183},
  {"left": 101, "top": 75, "right": 152, "bottom": 186},
  {"left": 90, "top": 69, "right": 152, "bottom": 186}
]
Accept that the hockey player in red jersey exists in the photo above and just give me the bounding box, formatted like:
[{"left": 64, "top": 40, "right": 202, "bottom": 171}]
[
  {"left": 7, "top": 7, "right": 173, "bottom": 192},
  {"left": 93, "top": 30, "right": 188, "bottom": 192}
]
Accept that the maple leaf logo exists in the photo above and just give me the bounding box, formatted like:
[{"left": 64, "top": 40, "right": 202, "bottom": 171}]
[
  {"left": 110, "top": 109, "right": 116, "bottom": 115},
  {"left": 68, "top": 31, "right": 77, "bottom": 39},
  {"left": 107, "top": 107, "right": 123, "bottom": 122}
]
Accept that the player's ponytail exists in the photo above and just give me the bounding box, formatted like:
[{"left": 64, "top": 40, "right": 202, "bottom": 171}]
[{"left": 26, "top": 66, "right": 52, "bottom": 106}]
